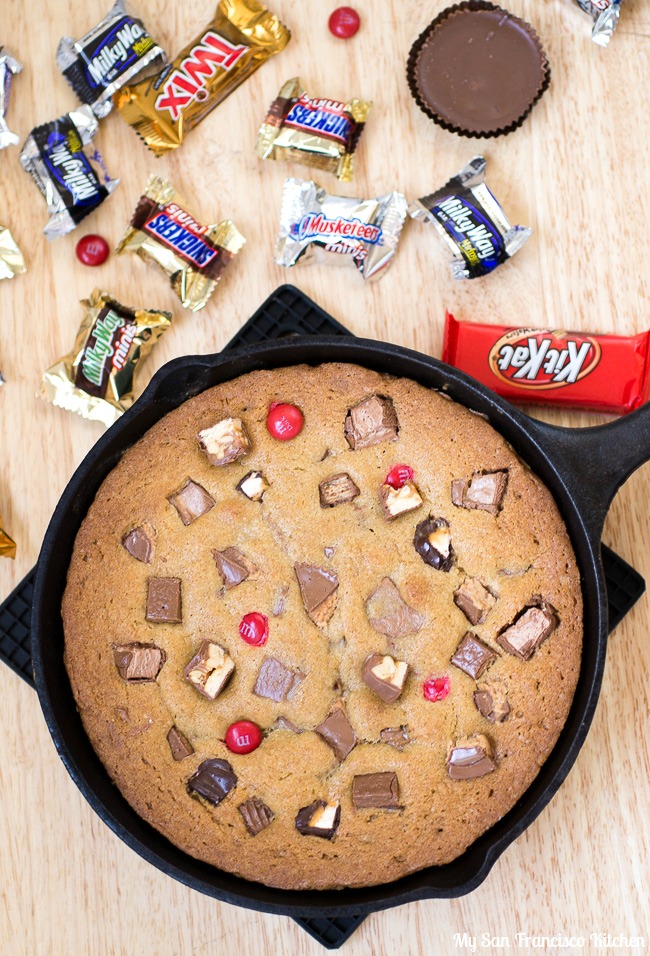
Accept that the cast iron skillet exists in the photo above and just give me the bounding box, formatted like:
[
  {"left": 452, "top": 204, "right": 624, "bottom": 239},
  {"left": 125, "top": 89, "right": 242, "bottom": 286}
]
[{"left": 32, "top": 337, "right": 650, "bottom": 918}]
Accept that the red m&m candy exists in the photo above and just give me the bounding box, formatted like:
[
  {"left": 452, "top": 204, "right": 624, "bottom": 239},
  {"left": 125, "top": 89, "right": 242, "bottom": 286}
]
[
  {"left": 329, "top": 6, "right": 361, "bottom": 38},
  {"left": 225, "top": 720, "right": 262, "bottom": 754},
  {"left": 423, "top": 675, "right": 451, "bottom": 702},
  {"left": 239, "top": 612, "right": 269, "bottom": 646},
  {"left": 385, "top": 464, "right": 414, "bottom": 489},
  {"left": 76, "top": 234, "right": 109, "bottom": 266},
  {"left": 266, "top": 402, "right": 304, "bottom": 441}
]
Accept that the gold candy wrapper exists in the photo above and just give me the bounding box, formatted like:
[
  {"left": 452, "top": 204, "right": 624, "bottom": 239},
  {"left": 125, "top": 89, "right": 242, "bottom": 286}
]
[
  {"left": 115, "top": 175, "right": 245, "bottom": 312},
  {"left": 0, "top": 224, "right": 26, "bottom": 280},
  {"left": 257, "top": 77, "right": 371, "bottom": 183},
  {"left": 114, "top": 0, "right": 290, "bottom": 156},
  {"left": 40, "top": 289, "right": 171, "bottom": 427},
  {"left": 0, "top": 518, "right": 16, "bottom": 560}
]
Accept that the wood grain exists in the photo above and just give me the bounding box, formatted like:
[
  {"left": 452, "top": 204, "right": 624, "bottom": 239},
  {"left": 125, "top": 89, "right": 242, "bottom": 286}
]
[{"left": 1, "top": 1, "right": 648, "bottom": 953}]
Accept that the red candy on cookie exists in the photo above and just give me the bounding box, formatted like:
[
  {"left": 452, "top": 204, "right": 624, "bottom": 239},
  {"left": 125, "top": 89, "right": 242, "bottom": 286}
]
[
  {"left": 75, "top": 234, "right": 110, "bottom": 266},
  {"left": 239, "top": 612, "right": 269, "bottom": 646},
  {"left": 266, "top": 402, "right": 304, "bottom": 440},
  {"left": 225, "top": 720, "right": 262, "bottom": 754},
  {"left": 328, "top": 6, "right": 360, "bottom": 38},
  {"left": 423, "top": 675, "right": 451, "bottom": 702},
  {"left": 385, "top": 464, "right": 414, "bottom": 489}
]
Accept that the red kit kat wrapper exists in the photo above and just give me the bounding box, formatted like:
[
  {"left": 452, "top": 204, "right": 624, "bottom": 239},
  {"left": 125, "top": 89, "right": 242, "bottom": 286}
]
[{"left": 443, "top": 313, "right": 650, "bottom": 415}]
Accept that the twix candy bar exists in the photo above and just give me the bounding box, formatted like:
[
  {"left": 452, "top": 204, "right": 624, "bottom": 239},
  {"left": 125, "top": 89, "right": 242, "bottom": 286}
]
[
  {"left": 443, "top": 313, "right": 650, "bottom": 415},
  {"left": 114, "top": 0, "right": 290, "bottom": 156}
]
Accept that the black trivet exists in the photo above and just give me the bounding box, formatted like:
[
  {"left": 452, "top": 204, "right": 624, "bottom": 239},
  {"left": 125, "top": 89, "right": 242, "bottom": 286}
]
[{"left": 0, "top": 284, "right": 646, "bottom": 950}]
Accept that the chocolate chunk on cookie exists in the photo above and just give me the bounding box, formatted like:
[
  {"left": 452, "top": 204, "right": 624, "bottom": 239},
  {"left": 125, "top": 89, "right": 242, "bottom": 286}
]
[
  {"left": 294, "top": 562, "right": 339, "bottom": 627},
  {"left": 380, "top": 725, "right": 410, "bottom": 750},
  {"left": 319, "top": 473, "right": 360, "bottom": 508},
  {"left": 451, "top": 632, "right": 497, "bottom": 680},
  {"left": 197, "top": 417, "right": 251, "bottom": 466},
  {"left": 451, "top": 470, "right": 508, "bottom": 517},
  {"left": 315, "top": 702, "right": 357, "bottom": 761},
  {"left": 146, "top": 577, "right": 182, "bottom": 623},
  {"left": 344, "top": 395, "right": 399, "bottom": 450},
  {"left": 239, "top": 797, "right": 274, "bottom": 836},
  {"left": 121, "top": 523, "right": 155, "bottom": 563},
  {"left": 365, "top": 577, "right": 424, "bottom": 640},
  {"left": 413, "top": 516, "right": 453, "bottom": 571},
  {"left": 454, "top": 577, "right": 496, "bottom": 625},
  {"left": 212, "top": 546, "right": 256, "bottom": 591},
  {"left": 497, "top": 601, "right": 558, "bottom": 660},
  {"left": 237, "top": 470, "right": 270, "bottom": 502},
  {"left": 379, "top": 480, "right": 423, "bottom": 520},
  {"left": 184, "top": 641, "right": 235, "bottom": 700},
  {"left": 352, "top": 772, "right": 400, "bottom": 809},
  {"left": 362, "top": 653, "right": 409, "bottom": 703},
  {"left": 474, "top": 682, "right": 511, "bottom": 723},
  {"left": 188, "top": 758, "right": 237, "bottom": 806},
  {"left": 114, "top": 642, "right": 166, "bottom": 681},
  {"left": 168, "top": 479, "right": 215, "bottom": 525},
  {"left": 295, "top": 800, "right": 340, "bottom": 839},
  {"left": 254, "top": 657, "right": 304, "bottom": 702},
  {"left": 447, "top": 734, "right": 496, "bottom": 780},
  {"left": 167, "top": 726, "right": 194, "bottom": 760}
]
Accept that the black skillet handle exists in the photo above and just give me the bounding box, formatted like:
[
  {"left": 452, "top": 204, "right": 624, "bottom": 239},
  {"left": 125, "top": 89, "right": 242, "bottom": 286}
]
[{"left": 525, "top": 403, "right": 650, "bottom": 545}]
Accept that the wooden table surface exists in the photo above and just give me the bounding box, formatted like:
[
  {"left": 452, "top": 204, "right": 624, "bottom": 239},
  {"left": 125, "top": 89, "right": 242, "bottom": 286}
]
[{"left": 1, "top": 1, "right": 648, "bottom": 953}]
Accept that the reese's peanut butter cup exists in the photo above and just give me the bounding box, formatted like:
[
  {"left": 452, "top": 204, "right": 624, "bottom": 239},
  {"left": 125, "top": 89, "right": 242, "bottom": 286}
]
[
  {"left": 114, "top": 0, "right": 290, "bottom": 156},
  {"left": 115, "top": 175, "right": 245, "bottom": 312},
  {"left": 256, "top": 77, "right": 371, "bottom": 182},
  {"left": 0, "top": 224, "right": 26, "bottom": 280},
  {"left": 406, "top": 2, "right": 550, "bottom": 138},
  {"left": 40, "top": 289, "right": 171, "bottom": 426}
]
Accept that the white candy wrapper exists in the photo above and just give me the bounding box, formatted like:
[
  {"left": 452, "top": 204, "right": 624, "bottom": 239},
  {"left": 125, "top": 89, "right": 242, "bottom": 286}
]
[
  {"left": 570, "top": 0, "right": 621, "bottom": 45},
  {"left": 0, "top": 47, "right": 22, "bottom": 149}
]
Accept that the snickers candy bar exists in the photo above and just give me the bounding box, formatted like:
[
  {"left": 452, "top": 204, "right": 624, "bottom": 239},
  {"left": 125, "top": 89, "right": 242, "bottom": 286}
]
[
  {"left": 294, "top": 562, "right": 339, "bottom": 627},
  {"left": 253, "top": 657, "right": 304, "bottom": 703},
  {"left": 413, "top": 516, "right": 453, "bottom": 571},
  {"left": 379, "top": 479, "right": 423, "bottom": 521},
  {"left": 295, "top": 800, "right": 340, "bottom": 839},
  {"left": 497, "top": 601, "right": 558, "bottom": 660},
  {"left": 168, "top": 479, "right": 215, "bottom": 526},
  {"left": 213, "top": 546, "right": 256, "bottom": 591},
  {"left": 451, "top": 632, "right": 497, "bottom": 680},
  {"left": 198, "top": 417, "right": 251, "bottom": 466},
  {"left": 237, "top": 471, "right": 270, "bottom": 501},
  {"left": 188, "top": 758, "right": 237, "bottom": 806},
  {"left": 447, "top": 734, "right": 496, "bottom": 780},
  {"left": 184, "top": 641, "right": 235, "bottom": 700},
  {"left": 239, "top": 797, "right": 274, "bottom": 836},
  {"left": 167, "top": 726, "right": 194, "bottom": 761},
  {"left": 319, "top": 472, "right": 360, "bottom": 507},
  {"left": 474, "top": 681, "right": 511, "bottom": 723},
  {"left": 315, "top": 702, "right": 357, "bottom": 761},
  {"left": 362, "top": 653, "right": 408, "bottom": 704},
  {"left": 352, "top": 772, "right": 400, "bottom": 810},
  {"left": 114, "top": 642, "right": 165, "bottom": 681},
  {"left": 454, "top": 576, "right": 496, "bottom": 625},
  {"left": 451, "top": 470, "right": 508, "bottom": 517},
  {"left": 146, "top": 577, "right": 182, "bottom": 623},
  {"left": 345, "top": 395, "right": 399, "bottom": 449}
]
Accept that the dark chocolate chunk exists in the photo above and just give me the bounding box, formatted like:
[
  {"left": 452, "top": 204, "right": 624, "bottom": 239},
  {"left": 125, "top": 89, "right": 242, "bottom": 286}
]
[
  {"left": 451, "top": 470, "right": 508, "bottom": 517},
  {"left": 497, "top": 601, "right": 558, "bottom": 660},
  {"left": 253, "top": 656, "right": 304, "bottom": 702},
  {"left": 236, "top": 470, "right": 270, "bottom": 501},
  {"left": 474, "top": 682, "right": 511, "bottom": 723},
  {"left": 379, "top": 480, "right": 423, "bottom": 521},
  {"left": 352, "top": 772, "right": 400, "bottom": 809},
  {"left": 413, "top": 516, "right": 453, "bottom": 570},
  {"left": 294, "top": 562, "right": 339, "bottom": 627},
  {"left": 344, "top": 395, "right": 399, "bottom": 450},
  {"left": 365, "top": 577, "right": 424, "bottom": 640},
  {"left": 315, "top": 703, "right": 357, "bottom": 761},
  {"left": 168, "top": 478, "right": 215, "bottom": 525},
  {"left": 212, "top": 546, "right": 256, "bottom": 591},
  {"left": 167, "top": 726, "right": 194, "bottom": 761},
  {"left": 121, "top": 524, "right": 154, "bottom": 563},
  {"left": 454, "top": 576, "right": 496, "bottom": 625},
  {"left": 113, "top": 642, "right": 166, "bottom": 681},
  {"left": 318, "top": 472, "right": 360, "bottom": 507},
  {"left": 197, "top": 417, "right": 251, "bottom": 466},
  {"left": 184, "top": 641, "right": 235, "bottom": 700},
  {"left": 188, "top": 758, "right": 237, "bottom": 806},
  {"left": 145, "top": 577, "right": 182, "bottom": 623},
  {"left": 238, "top": 797, "right": 275, "bottom": 836},
  {"left": 362, "top": 653, "right": 409, "bottom": 704},
  {"left": 447, "top": 735, "right": 496, "bottom": 780},
  {"left": 295, "top": 799, "right": 340, "bottom": 839},
  {"left": 380, "top": 725, "right": 410, "bottom": 751},
  {"left": 451, "top": 632, "right": 497, "bottom": 680}
]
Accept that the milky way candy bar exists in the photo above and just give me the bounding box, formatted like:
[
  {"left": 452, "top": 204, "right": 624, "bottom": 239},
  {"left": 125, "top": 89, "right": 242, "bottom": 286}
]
[
  {"left": 40, "top": 289, "right": 171, "bottom": 426},
  {"left": 444, "top": 312, "right": 650, "bottom": 415},
  {"left": 57, "top": 0, "right": 166, "bottom": 118},
  {"left": 20, "top": 106, "right": 119, "bottom": 239},
  {"left": 570, "top": 0, "right": 621, "bottom": 45}
]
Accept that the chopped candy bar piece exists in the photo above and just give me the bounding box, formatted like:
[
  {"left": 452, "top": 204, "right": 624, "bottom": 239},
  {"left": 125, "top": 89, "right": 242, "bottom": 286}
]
[
  {"left": 319, "top": 472, "right": 360, "bottom": 508},
  {"left": 365, "top": 577, "right": 424, "bottom": 640},
  {"left": 344, "top": 395, "right": 399, "bottom": 450},
  {"left": 380, "top": 725, "right": 410, "bottom": 750},
  {"left": 447, "top": 734, "right": 496, "bottom": 780},
  {"left": 497, "top": 601, "right": 558, "bottom": 660},
  {"left": 474, "top": 682, "right": 511, "bottom": 723},
  {"left": 239, "top": 797, "right": 275, "bottom": 836},
  {"left": 451, "top": 470, "right": 508, "bottom": 517},
  {"left": 114, "top": 642, "right": 166, "bottom": 681},
  {"left": 121, "top": 524, "right": 155, "bottom": 563},
  {"left": 237, "top": 471, "right": 270, "bottom": 501},
  {"left": 184, "top": 641, "right": 234, "bottom": 700},
  {"left": 295, "top": 799, "right": 340, "bottom": 839},
  {"left": 352, "top": 772, "right": 400, "bottom": 809},
  {"left": 146, "top": 577, "right": 182, "bottom": 623},
  {"left": 212, "top": 546, "right": 256, "bottom": 591},
  {"left": 188, "top": 758, "right": 237, "bottom": 806},
  {"left": 362, "top": 653, "right": 409, "bottom": 704},
  {"left": 253, "top": 657, "right": 304, "bottom": 702},
  {"left": 168, "top": 478, "right": 215, "bottom": 525},
  {"left": 379, "top": 480, "right": 423, "bottom": 520},
  {"left": 413, "top": 516, "right": 453, "bottom": 571},
  {"left": 454, "top": 576, "right": 496, "bottom": 625},
  {"left": 294, "top": 562, "right": 339, "bottom": 627},
  {"left": 451, "top": 632, "right": 497, "bottom": 680},
  {"left": 167, "top": 726, "right": 194, "bottom": 761},
  {"left": 198, "top": 417, "right": 251, "bottom": 466},
  {"left": 315, "top": 702, "right": 357, "bottom": 761}
]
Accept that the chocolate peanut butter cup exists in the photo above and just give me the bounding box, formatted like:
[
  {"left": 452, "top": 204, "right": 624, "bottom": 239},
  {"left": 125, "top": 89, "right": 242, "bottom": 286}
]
[{"left": 406, "top": 2, "right": 550, "bottom": 138}]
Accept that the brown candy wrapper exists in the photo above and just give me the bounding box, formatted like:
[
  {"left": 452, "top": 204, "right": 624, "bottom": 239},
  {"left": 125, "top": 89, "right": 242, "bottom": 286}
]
[
  {"left": 114, "top": 0, "right": 290, "bottom": 156},
  {"left": 115, "top": 175, "right": 245, "bottom": 311},
  {"left": 40, "top": 289, "right": 171, "bottom": 426},
  {"left": 256, "top": 77, "right": 371, "bottom": 182},
  {"left": 0, "top": 517, "right": 16, "bottom": 559},
  {"left": 0, "top": 224, "right": 26, "bottom": 280}
]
